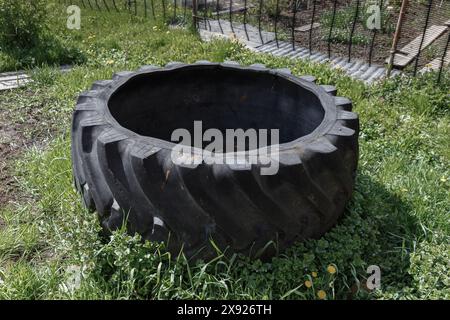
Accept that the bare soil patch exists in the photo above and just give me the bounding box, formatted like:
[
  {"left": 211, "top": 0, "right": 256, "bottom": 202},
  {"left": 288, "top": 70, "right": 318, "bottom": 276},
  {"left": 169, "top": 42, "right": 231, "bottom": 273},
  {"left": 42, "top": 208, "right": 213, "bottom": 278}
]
[{"left": 0, "top": 88, "right": 55, "bottom": 208}]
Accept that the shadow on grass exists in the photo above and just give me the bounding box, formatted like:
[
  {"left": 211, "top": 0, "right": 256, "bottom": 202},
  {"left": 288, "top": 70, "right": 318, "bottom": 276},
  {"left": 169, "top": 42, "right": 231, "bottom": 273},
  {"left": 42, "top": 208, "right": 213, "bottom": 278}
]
[{"left": 345, "top": 173, "right": 420, "bottom": 296}]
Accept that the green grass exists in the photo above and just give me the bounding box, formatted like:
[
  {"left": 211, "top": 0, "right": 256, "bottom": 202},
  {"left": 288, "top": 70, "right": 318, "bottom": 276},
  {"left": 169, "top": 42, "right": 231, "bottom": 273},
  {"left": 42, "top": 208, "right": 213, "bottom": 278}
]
[
  {"left": 0, "top": 4, "right": 449, "bottom": 300},
  {"left": 0, "top": 0, "right": 86, "bottom": 72}
]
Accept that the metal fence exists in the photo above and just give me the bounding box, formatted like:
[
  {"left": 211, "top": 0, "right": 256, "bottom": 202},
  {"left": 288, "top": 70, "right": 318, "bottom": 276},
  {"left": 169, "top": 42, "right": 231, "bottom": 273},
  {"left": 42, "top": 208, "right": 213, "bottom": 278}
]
[{"left": 64, "top": 0, "right": 449, "bottom": 83}]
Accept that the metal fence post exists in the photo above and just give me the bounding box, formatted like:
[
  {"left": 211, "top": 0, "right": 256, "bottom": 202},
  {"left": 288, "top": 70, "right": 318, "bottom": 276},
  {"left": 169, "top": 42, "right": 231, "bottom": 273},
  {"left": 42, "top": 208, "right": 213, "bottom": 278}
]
[
  {"left": 112, "top": 0, "right": 119, "bottom": 12},
  {"left": 102, "top": 0, "right": 110, "bottom": 12},
  {"left": 258, "top": 0, "right": 264, "bottom": 44},
  {"left": 151, "top": 0, "right": 155, "bottom": 19},
  {"left": 243, "top": 0, "right": 249, "bottom": 40},
  {"left": 193, "top": 0, "right": 198, "bottom": 31},
  {"left": 229, "top": 0, "right": 234, "bottom": 34},
  {"left": 309, "top": 0, "right": 317, "bottom": 54},
  {"left": 328, "top": 0, "right": 338, "bottom": 59},
  {"left": 291, "top": 0, "right": 298, "bottom": 51},
  {"left": 413, "top": 0, "right": 433, "bottom": 77},
  {"left": 437, "top": 28, "right": 450, "bottom": 83},
  {"left": 348, "top": 0, "right": 361, "bottom": 63},
  {"left": 274, "top": 0, "right": 280, "bottom": 48}
]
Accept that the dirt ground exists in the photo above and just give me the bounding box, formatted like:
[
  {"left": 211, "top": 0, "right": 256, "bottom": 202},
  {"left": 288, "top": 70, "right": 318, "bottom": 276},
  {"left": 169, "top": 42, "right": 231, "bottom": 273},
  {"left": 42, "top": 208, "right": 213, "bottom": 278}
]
[
  {"left": 0, "top": 89, "right": 52, "bottom": 209},
  {"left": 0, "top": 105, "right": 25, "bottom": 207}
]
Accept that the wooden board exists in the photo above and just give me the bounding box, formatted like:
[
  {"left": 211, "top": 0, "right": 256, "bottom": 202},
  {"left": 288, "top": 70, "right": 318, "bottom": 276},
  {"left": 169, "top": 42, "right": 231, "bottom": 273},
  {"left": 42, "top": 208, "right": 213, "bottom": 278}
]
[
  {"left": 295, "top": 22, "right": 320, "bottom": 32},
  {"left": 386, "top": 25, "right": 448, "bottom": 68},
  {"left": 212, "top": 5, "right": 252, "bottom": 16},
  {"left": 420, "top": 49, "right": 450, "bottom": 73}
]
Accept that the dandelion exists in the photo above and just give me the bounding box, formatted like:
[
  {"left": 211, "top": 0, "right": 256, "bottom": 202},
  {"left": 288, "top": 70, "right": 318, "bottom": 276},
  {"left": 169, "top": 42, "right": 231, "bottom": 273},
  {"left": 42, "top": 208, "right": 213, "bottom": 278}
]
[
  {"left": 317, "top": 290, "right": 327, "bottom": 299},
  {"left": 106, "top": 60, "right": 114, "bottom": 65},
  {"left": 304, "top": 280, "right": 313, "bottom": 288},
  {"left": 327, "top": 265, "right": 336, "bottom": 274},
  {"left": 312, "top": 271, "right": 318, "bottom": 278}
]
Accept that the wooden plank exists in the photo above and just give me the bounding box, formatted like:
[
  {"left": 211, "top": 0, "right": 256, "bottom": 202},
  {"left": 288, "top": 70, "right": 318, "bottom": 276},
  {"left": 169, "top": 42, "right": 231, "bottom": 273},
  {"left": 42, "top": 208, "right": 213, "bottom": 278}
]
[
  {"left": 295, "top": 22, "right": 320, "bottom": 32},
  {"left": 398, "top": 25, "right": 447, "bottom": 55},
  {"left": 420, "top": 49, "right": 450, "bottom": 73},
  {"left": 212, "top": 4, "right": 252, "bottom": 16},
  {"left": 386, "top": 25, "right": 448, "bottom": 68}
]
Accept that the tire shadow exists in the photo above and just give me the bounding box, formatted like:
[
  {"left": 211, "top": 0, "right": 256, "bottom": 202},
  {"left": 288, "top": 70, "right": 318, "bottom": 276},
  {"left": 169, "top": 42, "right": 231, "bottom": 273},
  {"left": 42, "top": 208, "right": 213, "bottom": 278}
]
[{"left": 344, "top": 172, "right": 421, "bottom": 297}]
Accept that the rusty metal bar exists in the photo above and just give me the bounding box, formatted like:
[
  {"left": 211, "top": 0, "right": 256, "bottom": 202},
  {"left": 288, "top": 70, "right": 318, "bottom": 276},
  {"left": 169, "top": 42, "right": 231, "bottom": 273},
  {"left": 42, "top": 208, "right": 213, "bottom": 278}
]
[{"left": 387, "top": 0, "right": 409, "bottom": 77}]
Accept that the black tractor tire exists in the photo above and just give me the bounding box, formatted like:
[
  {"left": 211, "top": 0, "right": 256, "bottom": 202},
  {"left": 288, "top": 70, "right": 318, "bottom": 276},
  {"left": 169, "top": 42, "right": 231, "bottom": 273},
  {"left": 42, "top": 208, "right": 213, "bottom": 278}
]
[{"left": 71, "top": 61, "right": 359, "bottom": 260}]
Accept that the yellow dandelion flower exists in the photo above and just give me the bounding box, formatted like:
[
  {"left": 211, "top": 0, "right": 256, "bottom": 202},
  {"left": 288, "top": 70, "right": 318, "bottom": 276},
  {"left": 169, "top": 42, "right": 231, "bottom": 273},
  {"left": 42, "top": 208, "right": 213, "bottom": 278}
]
[
  {"left": 304, "top": 280, "right": 313, "bottom": 288},
  {"left": 317, "top": 290, "right": 327, "bottom": 299},
  {"left": 327, "top": 265, "right": 336, "bottom": 274},
  {"left": 312, "top": 271, "right": 318, "bottom": 278}
]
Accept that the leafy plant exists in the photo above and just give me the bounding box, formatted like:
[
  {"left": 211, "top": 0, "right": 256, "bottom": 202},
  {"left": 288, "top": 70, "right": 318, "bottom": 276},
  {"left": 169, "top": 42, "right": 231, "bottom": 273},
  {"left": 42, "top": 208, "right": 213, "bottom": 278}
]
[{"left": 0, "top": 0, "right": 48, "bottom": 50}]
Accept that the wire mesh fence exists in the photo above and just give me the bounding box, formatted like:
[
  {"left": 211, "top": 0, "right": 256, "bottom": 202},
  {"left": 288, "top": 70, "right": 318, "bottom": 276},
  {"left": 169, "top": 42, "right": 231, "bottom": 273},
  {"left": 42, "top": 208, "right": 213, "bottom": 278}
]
[{"left": 62, "top": 0, "right": 449, "bottom": 83}]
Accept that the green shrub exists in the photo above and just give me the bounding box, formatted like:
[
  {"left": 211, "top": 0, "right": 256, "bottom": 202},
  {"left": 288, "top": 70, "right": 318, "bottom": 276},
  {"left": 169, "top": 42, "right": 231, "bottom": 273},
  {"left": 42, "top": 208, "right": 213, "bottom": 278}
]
[{"left": 0, "top": 0, "right": 48, "bottom": 50}]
